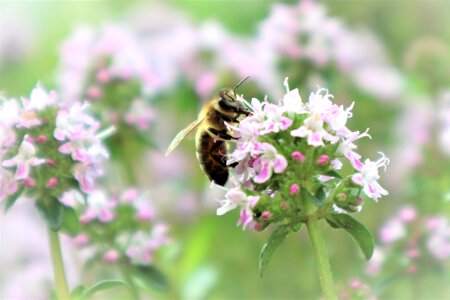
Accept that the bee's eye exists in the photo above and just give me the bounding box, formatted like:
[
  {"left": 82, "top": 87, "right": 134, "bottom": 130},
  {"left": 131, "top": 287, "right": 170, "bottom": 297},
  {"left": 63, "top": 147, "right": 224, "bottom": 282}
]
[{"left": 218, "top": 98, "right": 237, "bottom": 112}]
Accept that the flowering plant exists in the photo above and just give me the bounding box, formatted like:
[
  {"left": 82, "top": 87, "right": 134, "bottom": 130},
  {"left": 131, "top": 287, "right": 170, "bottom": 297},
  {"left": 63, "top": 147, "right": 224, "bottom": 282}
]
[
  {"left": 217, "top": 79, "right": 390, "bottom": 299},
  {"left": 0, "top": 84, "right": 130, "bottom": 299},
  {"left": 65, "top": 187, "right": 171, "bottom": 297}
]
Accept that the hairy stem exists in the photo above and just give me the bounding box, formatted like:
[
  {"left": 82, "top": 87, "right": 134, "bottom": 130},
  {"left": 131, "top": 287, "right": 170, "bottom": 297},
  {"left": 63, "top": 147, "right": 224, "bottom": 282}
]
[
  {"left": 48, "top": 228, "right": 70, "bottom": 299},
  {"left": 306, "top": 216, "right": 337, "bottom": 300}
]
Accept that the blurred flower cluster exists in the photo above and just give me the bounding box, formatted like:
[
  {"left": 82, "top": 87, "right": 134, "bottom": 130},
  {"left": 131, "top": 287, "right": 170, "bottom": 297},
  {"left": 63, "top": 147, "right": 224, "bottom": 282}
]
[
  {"left": 217, "top": 80, "right": 389, "bottom": 230},
  {"left": 0, "top": 84, "right": 109, "bottom": 212},
  {"left": 367, "top": 205, "right": 450, "bottom": 277},
  {"left": 64, "top": 187, "right": 170, "bottom": 266}
]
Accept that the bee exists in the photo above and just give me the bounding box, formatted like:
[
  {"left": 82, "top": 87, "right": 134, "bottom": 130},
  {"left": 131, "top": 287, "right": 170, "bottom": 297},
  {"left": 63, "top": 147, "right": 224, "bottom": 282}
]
[{"left": 165, "top": 77, "right": 252, "bottom": 186}]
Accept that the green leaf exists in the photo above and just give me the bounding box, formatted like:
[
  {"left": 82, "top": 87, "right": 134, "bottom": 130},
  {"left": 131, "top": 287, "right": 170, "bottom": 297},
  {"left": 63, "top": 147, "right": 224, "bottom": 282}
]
[
  {"left": 326, "top": 214, "right": 374, "bottom": 260},
  {"left": 315, "top": 186, "right": 326, "bottom": 204},
  {"left": 70, "top": 285, "right": 85, "bottom": 300},
  {"left": 324, "top": 170, "right": 342, "bottom": 178},
  {"left": 61, "top": 206, "right": 81, "bottom": 235},
  {"left": 130, "top": 265, "right": 169, "bottom": 292},
  {"left": 301, "top": 187, "right": 325, "bottom": 207},
  {"left": 4, "top": 185, "right": 25, "bottom": 213},
  {"left": 290, "top": 223, "right": 303, "bottom": 232},
  {"left": 83, "top": 280, "right": 127, "bottom": 298},
  {"left": 259, "top": 225, "right": 290, "bottom": 277},
  {"left": 35, "top": 198, "right": 64, "bottom": 231}
]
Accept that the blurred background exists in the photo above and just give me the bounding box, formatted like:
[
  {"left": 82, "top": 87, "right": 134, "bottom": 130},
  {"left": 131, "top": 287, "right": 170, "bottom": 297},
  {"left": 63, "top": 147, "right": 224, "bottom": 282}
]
[{"left": 1, "top": 0, "right": 450, "bottom": 299}]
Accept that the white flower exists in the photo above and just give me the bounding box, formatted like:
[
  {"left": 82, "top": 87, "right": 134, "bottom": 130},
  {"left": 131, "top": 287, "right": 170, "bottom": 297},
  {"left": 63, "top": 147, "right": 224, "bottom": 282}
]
[
  {"left": 2, "top": 137, "right": 46, "bottom": 180},
  {"left": 351, "top": 152, "right": 389, "bottom": 201}
]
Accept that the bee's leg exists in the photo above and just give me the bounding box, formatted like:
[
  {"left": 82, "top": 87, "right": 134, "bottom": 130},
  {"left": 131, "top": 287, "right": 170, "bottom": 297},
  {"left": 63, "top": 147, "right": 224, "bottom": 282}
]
[
  {"left": 228, "top": 162, "right": 238, "bottom": 168},
  {"left": 221, "top": 114, "right": 240, "bottom": 124},
  {"left": 208, "top": 127, "right": 238, "bottom": 140}
]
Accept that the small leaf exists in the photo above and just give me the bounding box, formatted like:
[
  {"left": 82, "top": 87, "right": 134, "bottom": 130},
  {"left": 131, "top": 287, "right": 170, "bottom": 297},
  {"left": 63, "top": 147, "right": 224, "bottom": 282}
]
[
  {"left": 61, "top": 206, "right": 81, "bottom": 235},
  {"left": 259, "top": 225, "right": 290, "bottom": 277},
  {"left": 35, "top": 198, "right": 64, "bottom": 231},
  {"left": 301, "top": 188, "right": 325, "bottom": 207},
  {"left": 324, "top": 170, "right": 342, "bottom": 178},
  {"left": 83, "top": 280, "right": 127, "bottom": 298},
  {"left": 326, "top": 214, "right": 374, "bottom": 260},
  {"left": 315, "top": 186, "right": 326, "bottom": 204},
  {"left": 130, "top": 265, "right": 169, "bottom": 292},
  {"left": 290, "top": 223, "right": 303, "bottom": 232},
  {"left": 70, "top": 285, "right": 85, "bottom": 300},
  {"left": 4, "top": 185, "right": 25, "bottom": 213}
]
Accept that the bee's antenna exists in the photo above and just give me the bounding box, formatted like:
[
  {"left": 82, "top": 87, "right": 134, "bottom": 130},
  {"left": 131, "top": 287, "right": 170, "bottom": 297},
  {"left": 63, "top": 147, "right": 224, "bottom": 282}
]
[{"left": 233, "top": 76, "right": 250, "bottom": 98}]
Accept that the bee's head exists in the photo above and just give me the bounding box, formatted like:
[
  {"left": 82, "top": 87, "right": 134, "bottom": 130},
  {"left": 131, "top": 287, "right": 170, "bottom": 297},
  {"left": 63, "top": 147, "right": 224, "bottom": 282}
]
[{"left": 217, "top": 76, "right": 252, "bottom": 116}]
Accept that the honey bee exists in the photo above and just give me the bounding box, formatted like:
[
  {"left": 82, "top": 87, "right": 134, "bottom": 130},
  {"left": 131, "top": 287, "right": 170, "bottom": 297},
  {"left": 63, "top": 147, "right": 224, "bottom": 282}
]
[{"left": 165, "top": 77, "right": 252, "bottom": 186}]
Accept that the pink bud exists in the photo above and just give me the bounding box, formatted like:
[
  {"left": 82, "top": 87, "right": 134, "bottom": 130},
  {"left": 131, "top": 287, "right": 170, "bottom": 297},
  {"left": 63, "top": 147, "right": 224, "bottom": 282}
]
[
  {"left": 35, "top": 135, "right": 48, "bottom": 143},
  {"left": 103, "top": 249, "right": 120, "bottom": 263},
  {"left": 280, "top": 201, "right": 289, "bottom": 209},
  {"left": 289, "top": 183, "right": 300, "bottom": 195},
  {"left": 291, "top": 151, "right": 305, "bottom": 163},
  {"left": 73, "top": 234, "right": 89, "bottom": 247},
  {"left": 337, "top": 193, "right": 347, "bottom": 200},
  {"left": 406, "top": 248, "right": 420, "bottom": 259},
  {"left": 261, "top": 211, "right": 272, "bottom": 221},
  {"left": 254, "top": 222, "right": 264, "bottom": 231},
  {"left": 316, "top": 154, "right": 329, "bottom": 165},
  {"left": 46, "top": 177, "right": 59, "bottom": 188},
  {"left": 87, "top": 86, "right": 102, "bottom": 100},
  {"left": 356, "top": 197, "right": 363, "bottom": 205},
  {"left": 96, "top": 68, "right": 111, "bottom": 83},
  {"left": 24, "top": 177, "right": 36, "bottom": 187},
  {"left": 350, "top": 279, "right": 362, "bottom": 289},
  {"left": 398, "top": 206, "right": 417, "bottom": 223},
  {"left": 46, "top": 159, "right": 56, "bottom": 166}
]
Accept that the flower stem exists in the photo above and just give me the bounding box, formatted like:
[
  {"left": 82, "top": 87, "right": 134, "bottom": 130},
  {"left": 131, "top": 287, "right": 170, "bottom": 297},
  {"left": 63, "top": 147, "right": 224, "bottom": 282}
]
[
  {"left": 306, "top": 216, "right": 337, "bottom": 300},
  {"left": 48, "top": 228, "right": 70, "bottom": 299}
]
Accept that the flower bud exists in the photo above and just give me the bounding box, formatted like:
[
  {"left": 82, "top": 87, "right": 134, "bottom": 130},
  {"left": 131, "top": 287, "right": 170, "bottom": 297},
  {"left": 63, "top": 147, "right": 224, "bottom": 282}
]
[{"left": 291, "top": 151, "right": 305, "bottom": 163}]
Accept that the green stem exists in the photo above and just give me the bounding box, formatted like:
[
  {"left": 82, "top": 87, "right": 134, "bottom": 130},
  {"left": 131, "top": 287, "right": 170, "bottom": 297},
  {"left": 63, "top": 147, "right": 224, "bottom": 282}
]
[
  {"left": 306, "top": 216, "right": 337, "bottom": 300},
  {"left": 119, "top": 264, "right": 140, "bottom": 300},
  {"left": 48, "top": 228, "right": 70, "bottom": 299}
]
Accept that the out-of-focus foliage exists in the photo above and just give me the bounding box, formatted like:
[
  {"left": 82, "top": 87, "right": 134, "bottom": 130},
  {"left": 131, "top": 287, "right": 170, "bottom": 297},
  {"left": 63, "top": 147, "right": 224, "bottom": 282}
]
[{"left": 1, "top": 0, "right": 450, "bottom": 299}]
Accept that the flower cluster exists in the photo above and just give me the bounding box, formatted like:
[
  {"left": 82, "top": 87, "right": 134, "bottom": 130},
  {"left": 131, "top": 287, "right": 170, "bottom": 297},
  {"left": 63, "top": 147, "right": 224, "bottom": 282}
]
[
  {"left": 366, "top": 206, "right": 450, "bottom": 277},
  {"left": 338, "top": 278, "right": 377, "bottom": 300},
  {"left": 438, "top": 90, "right": 450, "bottom": 156},
  {"left": 217, "top": 79, "right": 389, "bottom": 230},
  {"left": 0, "top": 84, "right": 109, "bottom": 207},
  {"left": 58, "top": 25, "right": 157, "bottom": 134},
  {"left": 67, "top": 187, "right": 171, "bottom": 266}
]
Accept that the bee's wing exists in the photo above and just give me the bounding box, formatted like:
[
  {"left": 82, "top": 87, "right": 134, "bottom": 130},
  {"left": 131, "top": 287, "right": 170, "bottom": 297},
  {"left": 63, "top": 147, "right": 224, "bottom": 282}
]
[{"left": 165, "top": 117, "right": 206, "bottom": 156}]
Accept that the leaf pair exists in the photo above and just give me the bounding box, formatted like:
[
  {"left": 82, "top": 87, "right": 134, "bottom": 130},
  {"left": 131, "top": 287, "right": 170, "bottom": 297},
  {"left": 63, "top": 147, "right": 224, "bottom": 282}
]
[{"left": 259, "top": 214, "right": 374, "bottom": 277}]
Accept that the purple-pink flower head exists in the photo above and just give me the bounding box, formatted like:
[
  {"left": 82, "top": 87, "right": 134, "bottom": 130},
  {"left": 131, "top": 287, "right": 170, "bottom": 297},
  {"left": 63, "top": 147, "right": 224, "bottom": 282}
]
[
  {"left": 0, "top": 84, "right": 110, "bottom": 210},
  {"left": 216, "top": 79, "right": 389, "bottom": 230},
  {"left": 71, "top": 187, "right": 171, "bottom": 266}
]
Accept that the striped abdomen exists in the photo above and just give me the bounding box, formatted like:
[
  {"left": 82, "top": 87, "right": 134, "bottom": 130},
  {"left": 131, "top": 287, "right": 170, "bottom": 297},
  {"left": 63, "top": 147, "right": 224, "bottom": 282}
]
[{"left": 196, "top": 131, "right": 229, "bottom": 186}]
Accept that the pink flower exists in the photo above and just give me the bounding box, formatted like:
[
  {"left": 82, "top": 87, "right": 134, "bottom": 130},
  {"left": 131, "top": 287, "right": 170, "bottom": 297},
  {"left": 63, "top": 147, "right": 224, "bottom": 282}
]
[
  {"left": 103, "top": 249, "right": 120, "bottom": 263},
  {"left": 262, "top": 103, "right": 293, "bottom": 133},
  {"left": 0, "top": 167, "right": 18, "bottom": 202},
  {"left": 2, "top": 137, "right": 45, "bottom": 180},
  {"left": 79, "top": 190, "right": 116, "bottom": 223},
  {"left": 351, "top": 152, "right": 389, "bottom": 201},
  {"left": 291, "top": 113, "right": 338, "bottom": 147},
  {"left": 252, "top": 143, "right": 287, "bottom": 183},
  {"left": 337, "top": 129, "right": 371, "bottom": 170},
  {"left": 216, "top": 186, "right": 260, "bottom": 229},
  {"left": 124, "top": 98, "right": 156, "bottom": 131},
  {"left": 379, "top": 218, "right": 405, "bottom": 244}
]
